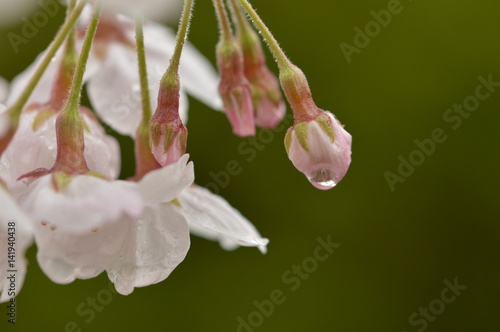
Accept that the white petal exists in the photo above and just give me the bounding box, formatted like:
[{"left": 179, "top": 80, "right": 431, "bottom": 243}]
[
  {"left": 83, "top": 112, "right": 122, "bottom": 179},
  {"left": 0, "top": 0, "right": 41, "bottom": 27},
  {"left": 104, "top": 0, "right": 183, "bottom": 22},
  {"left": 142, "top": 20, "right": 223, "bottom": 110},
  {"left": 138, "top": 154, "right": 194, "bottom": 204},
  {"left": 0, "top": 111, "right": 57, "bottom": 186},
  {"left": 18, "top": 175, "right": 143, "bottom": 284},
  {"left": 7, "top": 49, "right": 60, "bottom": 107},
  {"left": 87, "top": 44, "right": 144, "bottom": 137},
  {"left": 179, "top": 185, "right": 268, "bottom": 254},
  {"left": 107, "top": 204, "right": 190, "bottom": 295},
  {"left": 0, "top": 187, "right": 33, "bottom": 303}
]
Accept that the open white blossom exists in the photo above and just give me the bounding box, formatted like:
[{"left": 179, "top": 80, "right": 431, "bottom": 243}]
[{"left": 16, "top": 173, "right": 143, "bottom": 284}]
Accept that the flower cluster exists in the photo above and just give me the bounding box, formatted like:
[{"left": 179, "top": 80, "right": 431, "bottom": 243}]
[{"left": 0, "top": 0, "right": 351, "bottom": 300}]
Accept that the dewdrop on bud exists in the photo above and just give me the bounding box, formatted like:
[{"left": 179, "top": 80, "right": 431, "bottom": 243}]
[{"left": 285, "top": 112, "right": 351, "bottom": 189}]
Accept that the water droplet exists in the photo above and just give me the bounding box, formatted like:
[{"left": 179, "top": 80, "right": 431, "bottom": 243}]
[{"left": 308, "top": 168, "right": 338, "bottom": 190}]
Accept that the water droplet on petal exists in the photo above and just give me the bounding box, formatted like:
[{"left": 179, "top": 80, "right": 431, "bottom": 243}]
[{"left": 308, "top": 168, "right": 338, "bottom": 190}]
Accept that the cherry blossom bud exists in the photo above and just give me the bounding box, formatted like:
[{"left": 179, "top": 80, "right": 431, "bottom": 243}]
[
  {"left": 281, "top": 64, "right": 352, "bottom": 189},
  {"left": 149, "top": 75, "right": 188, "bottom": 167},
  {"left": 235, "top": 11, "right": 285, "bottom": 129},
  {"left": 285, "top": 112, "right": 352, "bottom": 190},
  {"left": 216, "top": 40, "right": 255, "bottom": 137}
]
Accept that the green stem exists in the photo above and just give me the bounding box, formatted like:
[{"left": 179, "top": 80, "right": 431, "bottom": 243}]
[
  {"left": 8, "top": 0, "right": 86, "bottom": 122},
  {"left": 65, "top": 2, "right": 103, "bottom": 113},
  {"left": 228, "top": 0, "right": 250, "bottom": 34},
  {"left": 135, "top": 15, "right": 152, "bottom": 125},
  {"left": 213, "top": 0, "right": 233, "bottom": 42},
  {"left": 65, "top": 0, "right": 77, "bottom": 54},
  {"left": 237, "top": 0, "right": 290, "bottom": 70},
  {"left": 67, "top": 0, "right": 77, "bottom": 12},
  {"left": 165, "top": 0, "right": 195, "bottom": 77}
]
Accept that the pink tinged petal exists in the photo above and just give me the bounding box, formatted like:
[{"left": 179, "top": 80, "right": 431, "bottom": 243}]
[
  {"left": 244, "top": 63, "right": 286, "bottom": 129},
  {"left": 138, "top": 154, "right": 194, "bottom": 204},
  {"left": 217, "top": 41, "right": 256, "bottom": 137},
  {"left": 287, "top": 112, "right": 352, "bottom": 190},
  {"left": 178, "top": 185, "right": 269, "bottom": 254},
  {"left": 107, "top": 204, "right": 190, "bottom": 295},
  {"left": 252, "top": 73, "right": 286, "bottom": 128},
  {"left": 150, "top": 125, "right": 188, "bottom": 168},
  {"left": 0, "top": 187, "right": 33, "bottom": 303},
  {"left": 254, "top": 96, "right": 286, "bottom": 129},
  {"left": 18, "top": 175, "right": 143, "bottom": 284}
]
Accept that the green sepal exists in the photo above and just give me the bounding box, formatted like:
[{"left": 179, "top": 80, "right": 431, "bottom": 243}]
[
  {"left": 84, "top": 171, "right": 108, "bottom": 180},
  {"left": 52, "top": 172, "right": 73, "bottom": 191},
  {"left": 284, "top": 128, "right": 293, "bottom": 154},
  {"left": 32, "top": 108, "right": 56, "bottom": 131},
  {"left": 170, "top": 198, "right": 182, "bottom": 208},
  {"left": 294, "top": 122, "right": 309, "bottom": 151},
  {"left": 315, "top": 114, "right": 335, "bottom": 143}
]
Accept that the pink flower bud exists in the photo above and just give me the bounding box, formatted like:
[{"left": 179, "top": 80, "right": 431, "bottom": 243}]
[
  {"left": 217, "top": 41, "right": 255, "bottom": 137},
  {"left": 149, "top": 76, "right": 188, "bottom": 167},
  {"left": 248, "top": 69, "right": 286, "bottom": 129},
  {"left": 238, "top": 25, "right": 285, "bottom": 129},
  {"left": 150, "top": 119, "right": 188, "bottom": 168},
  {"left": 285, "top": 112, "right": 352, "bottom": 190},
  {"left": 280, "top": 63, "right": 352, "bottom": 189}
]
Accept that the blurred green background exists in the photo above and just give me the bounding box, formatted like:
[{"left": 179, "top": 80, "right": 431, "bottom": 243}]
[{"left": 1, "top": 0, "right": 499, "bottom": 331}]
